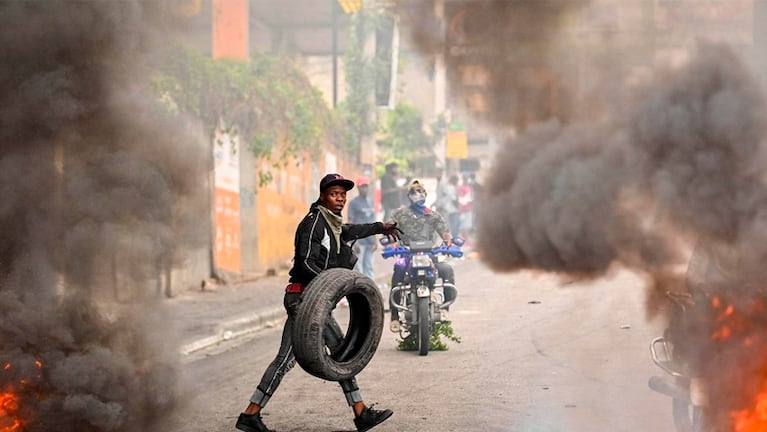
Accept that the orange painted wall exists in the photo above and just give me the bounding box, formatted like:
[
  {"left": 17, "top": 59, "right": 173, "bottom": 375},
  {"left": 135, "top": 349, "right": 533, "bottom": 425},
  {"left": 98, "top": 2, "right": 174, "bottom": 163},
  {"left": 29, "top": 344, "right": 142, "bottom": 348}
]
[
  {"left": 212, "top": 0, "right": 248, "bottom": 60},
  {"left": 254, "top": 148, "right": 367, "bottom": 270},
  {"left": 214, "top": 188, "right": 241, "bottom": 271},
  {"left": 255, "top": 156, "right": 311, "bottom": 269},
  {"left": 210, "top": 0, "right": 248, "bottom": 275}
]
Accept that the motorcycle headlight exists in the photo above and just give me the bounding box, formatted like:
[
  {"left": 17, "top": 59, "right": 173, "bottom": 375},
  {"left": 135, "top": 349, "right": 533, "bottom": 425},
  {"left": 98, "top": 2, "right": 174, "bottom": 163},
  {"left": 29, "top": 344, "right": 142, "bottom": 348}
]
[{"left": 411, "top": 255, "right": 432, "bottom": 269}]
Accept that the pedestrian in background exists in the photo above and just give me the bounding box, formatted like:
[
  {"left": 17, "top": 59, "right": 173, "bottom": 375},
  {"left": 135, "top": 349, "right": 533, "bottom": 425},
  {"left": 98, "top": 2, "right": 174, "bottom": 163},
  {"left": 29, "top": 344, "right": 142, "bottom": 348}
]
[
  {"left": 438, "top": 174, "right": 460, "bottom": 238},
  {"left": 458, "top": 174, "right": 474, "bottom": 239},
  {"left": 380, "top": 162, "right": 404, "bottom": 221},
  {"left": 433, "top": 168, "right": 446, "bottom": 215},
  {"left": 469, "top": 173, "right": 483, "bottom": 235},
  {"left": 236, "top": 173, "right": 400, "bottom": 432},
  {"left": 400, "top": 174, "right": 413, "bottom": 209},
  {"left": 349, "top": 175, "right": 377, "bottom": 280}
]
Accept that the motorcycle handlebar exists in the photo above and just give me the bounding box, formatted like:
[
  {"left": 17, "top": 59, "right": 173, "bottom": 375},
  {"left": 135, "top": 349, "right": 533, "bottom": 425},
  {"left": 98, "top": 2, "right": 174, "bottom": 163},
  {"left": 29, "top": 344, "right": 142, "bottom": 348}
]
[{"left": 381, "top": 244, "right": 463, "bottom": 259}]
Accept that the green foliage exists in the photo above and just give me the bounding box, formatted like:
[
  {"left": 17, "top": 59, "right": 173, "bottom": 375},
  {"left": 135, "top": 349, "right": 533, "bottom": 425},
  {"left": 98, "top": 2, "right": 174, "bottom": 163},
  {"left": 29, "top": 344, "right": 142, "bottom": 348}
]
[
  {"left": 397, "top": 321, "right": 462, "bottom": 351},
  {"left": 149, "top": 45, "right": 332, "bottom": 166},
  {"left": 377, "top": 102, "right": 433, "bottom": 174}
]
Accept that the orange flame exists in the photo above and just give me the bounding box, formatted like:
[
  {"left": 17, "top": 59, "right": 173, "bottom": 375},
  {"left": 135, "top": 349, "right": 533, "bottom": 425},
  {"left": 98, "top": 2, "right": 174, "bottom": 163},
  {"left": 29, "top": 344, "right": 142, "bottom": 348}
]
[
  {"left": 711, "top": 295, "right": 767, "bottom": 431},
  {"left": 710, "top": 299, "right": 747, "bottom": 341},
  {"left": 0, "top": 391, "right": 22, "bottom": 432},
  {"left": 732, "top": 385, "right": 767, "bottom": 432},
  {"left": 0, "top": 360, "right": 41, "bottom": 432},
  {"left": 713, "top": 325, "right": 732, "bottom": 341}
]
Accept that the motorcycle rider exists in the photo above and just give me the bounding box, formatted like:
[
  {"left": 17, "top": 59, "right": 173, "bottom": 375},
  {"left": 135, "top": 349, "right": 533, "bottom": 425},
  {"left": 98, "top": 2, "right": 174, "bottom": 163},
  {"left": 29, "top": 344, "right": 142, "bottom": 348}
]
[
  {"left": 387, "top": 179, "right": 456, "bottom": 332},
  {"left": 236, "top": 173, "right": 401, "bottom": 432}
]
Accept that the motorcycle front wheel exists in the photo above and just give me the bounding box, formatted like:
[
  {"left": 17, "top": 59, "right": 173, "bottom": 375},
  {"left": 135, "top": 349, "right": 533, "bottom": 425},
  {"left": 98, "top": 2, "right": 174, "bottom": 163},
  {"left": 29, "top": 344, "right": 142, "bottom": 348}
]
[{"left": 417, "top": 297, "right": 429, "bottom": 356}]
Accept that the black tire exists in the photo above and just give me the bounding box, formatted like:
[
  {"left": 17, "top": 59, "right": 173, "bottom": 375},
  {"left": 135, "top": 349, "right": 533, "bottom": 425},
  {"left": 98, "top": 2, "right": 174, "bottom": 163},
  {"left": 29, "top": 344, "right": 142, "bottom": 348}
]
[
  {"left": 292, "top": 268, "right": 384, "bottom": 381},
  {"left": 417, "top": 297, "right": 429, "bottom": 356}
]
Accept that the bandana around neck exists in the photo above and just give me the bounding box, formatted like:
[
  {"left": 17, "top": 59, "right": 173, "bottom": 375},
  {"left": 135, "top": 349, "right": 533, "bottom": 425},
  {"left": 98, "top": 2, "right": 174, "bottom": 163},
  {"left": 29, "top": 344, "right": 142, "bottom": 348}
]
[
  {"left": 317, "top": 204, "right": 343, "bottom": 252},
  {"left": 409, "top": 200, "right": 427, "bottom": 216}
]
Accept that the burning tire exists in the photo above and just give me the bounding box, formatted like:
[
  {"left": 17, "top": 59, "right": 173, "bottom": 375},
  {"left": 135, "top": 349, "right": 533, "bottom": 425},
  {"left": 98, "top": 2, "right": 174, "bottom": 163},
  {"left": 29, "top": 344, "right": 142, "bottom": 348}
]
[{"left": 292, "top": 268, "right": 384, "bottom": 381}]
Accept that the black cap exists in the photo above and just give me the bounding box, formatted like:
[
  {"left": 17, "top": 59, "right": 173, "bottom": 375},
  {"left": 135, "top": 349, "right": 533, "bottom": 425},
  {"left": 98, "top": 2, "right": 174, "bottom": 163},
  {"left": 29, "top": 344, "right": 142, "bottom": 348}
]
[{"left": 319, "top": 173, "right": 355, "bottom": 192}]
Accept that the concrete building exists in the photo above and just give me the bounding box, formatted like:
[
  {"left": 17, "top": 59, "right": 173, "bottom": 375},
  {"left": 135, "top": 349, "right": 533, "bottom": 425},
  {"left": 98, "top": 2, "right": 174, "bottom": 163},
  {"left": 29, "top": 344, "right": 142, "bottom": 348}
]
[{"left": 171, "top": 0, "right": 369, "bottom": 286}]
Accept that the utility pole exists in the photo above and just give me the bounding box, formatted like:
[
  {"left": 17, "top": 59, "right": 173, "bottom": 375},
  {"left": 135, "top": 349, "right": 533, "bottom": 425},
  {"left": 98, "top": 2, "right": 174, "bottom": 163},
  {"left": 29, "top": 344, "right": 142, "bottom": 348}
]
[
  {"left": 332, "top": 0, "right": 338, "bottom": 107},
  {"left": 434, "top": 0, "right": 448, "bottom": 172},
  {"left": 332, "top": 0, "right": 363, "bottom": 108}
]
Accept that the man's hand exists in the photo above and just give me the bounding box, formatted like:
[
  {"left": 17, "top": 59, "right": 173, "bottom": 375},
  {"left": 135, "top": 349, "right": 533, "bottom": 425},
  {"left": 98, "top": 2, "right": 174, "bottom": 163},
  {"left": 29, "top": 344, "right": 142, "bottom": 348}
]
[{"left": 382, "top": 221, "right": 402, "bottom": 242}]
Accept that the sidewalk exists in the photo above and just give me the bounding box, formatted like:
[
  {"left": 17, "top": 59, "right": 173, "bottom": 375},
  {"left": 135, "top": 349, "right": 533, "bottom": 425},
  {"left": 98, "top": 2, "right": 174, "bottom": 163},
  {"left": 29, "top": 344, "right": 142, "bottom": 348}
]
[{"left": 167, "top": 252, "right": 395, "bottom": 356}]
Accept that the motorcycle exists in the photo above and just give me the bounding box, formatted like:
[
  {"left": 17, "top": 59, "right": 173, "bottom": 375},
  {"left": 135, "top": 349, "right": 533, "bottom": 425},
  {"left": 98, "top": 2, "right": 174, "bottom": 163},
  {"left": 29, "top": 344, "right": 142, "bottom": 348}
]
[
  {"left": 380, "top": 237, "right": 464, "bottom": 356},
  {"left": 649, "top": 241, "right": 721, "bottom": 432},
  {"left": 649, "top": 289, "right": 707, "bottom": 432}
]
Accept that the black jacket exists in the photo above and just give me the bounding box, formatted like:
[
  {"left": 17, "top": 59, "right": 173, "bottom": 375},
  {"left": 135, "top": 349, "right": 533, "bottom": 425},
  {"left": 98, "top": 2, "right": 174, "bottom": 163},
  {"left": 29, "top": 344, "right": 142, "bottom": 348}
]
[{"left": 288, "top": 201, "right": 385, "bottom": 286}]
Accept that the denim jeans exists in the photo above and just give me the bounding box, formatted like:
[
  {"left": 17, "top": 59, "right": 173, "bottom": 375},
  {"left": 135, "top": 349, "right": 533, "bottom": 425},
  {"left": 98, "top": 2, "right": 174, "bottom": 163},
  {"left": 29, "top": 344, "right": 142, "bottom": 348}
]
[{"left": 353, "top": 243, "right": 375, "bottom": 280}]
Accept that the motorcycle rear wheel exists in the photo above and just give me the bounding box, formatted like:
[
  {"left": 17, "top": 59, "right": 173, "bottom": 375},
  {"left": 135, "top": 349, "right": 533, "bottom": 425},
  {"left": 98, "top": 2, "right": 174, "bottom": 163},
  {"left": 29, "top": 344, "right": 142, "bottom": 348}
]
[
  {"left": 417, "top": 297, "right": 429, "bottom": 356},
  {"left": 672, "top": 378, "right": 704, "bottom": 432}
]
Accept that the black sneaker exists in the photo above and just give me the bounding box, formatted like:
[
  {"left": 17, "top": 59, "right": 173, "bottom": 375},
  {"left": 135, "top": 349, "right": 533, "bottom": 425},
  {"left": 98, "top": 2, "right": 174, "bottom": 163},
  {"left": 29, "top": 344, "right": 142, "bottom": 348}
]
[
  {"left": 235, "top": 412, "right": 273, "bottom": 432},
  {"left": 353, "top": 405, "right": 393, "bottom": 432}
]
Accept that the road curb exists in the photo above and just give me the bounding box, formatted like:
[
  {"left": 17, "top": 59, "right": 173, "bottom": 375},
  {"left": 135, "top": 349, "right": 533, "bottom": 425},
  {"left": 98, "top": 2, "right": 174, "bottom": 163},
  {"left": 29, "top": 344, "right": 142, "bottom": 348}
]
[
  {"left": 179, "top": 306, "right": 286, "bottom": 356},
  {"left": 177, "top": 265, "right": 431, "bottom": 356}
]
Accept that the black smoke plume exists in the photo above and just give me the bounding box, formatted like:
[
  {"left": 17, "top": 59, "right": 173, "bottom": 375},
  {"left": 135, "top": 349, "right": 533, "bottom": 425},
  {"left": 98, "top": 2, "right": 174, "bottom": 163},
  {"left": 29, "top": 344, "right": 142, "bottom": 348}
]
[
  {"left": 478, "top": 43, "right": 767, "bottom": 277},
  {"left": 399, "top": 0, "right": 767, "bottom": 429},
  {"left": 397, "top": 0, "right": 590, "bottom": 128},
  {"left": 475, "top": 42, "right": 767, "bottom": 431},
  {"left": 0, "top": 2, "right": 207, "bottom": 431}
]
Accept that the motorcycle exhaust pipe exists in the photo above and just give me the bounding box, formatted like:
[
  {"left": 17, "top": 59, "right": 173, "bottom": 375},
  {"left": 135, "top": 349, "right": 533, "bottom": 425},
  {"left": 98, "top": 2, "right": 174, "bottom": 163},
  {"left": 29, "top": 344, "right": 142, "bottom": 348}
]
[
  {"left": 439, "top": 283, "right": 457, "bottom": 309},
  {"left": 648, "top": 375, "right": 690, "bottom": 403}
]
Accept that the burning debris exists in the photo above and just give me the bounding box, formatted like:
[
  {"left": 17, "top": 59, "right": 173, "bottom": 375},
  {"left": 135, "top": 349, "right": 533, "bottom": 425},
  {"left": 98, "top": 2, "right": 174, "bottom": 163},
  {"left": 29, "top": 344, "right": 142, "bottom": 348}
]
[
  {"left": 0, "top": 2, "right": 206, "bottom": 431},
  {"left": 471, "top": 39, "right": 767, "bottom": 432},
  {"left": 398, "top": 1, "right": 767, "bottom": 430}
]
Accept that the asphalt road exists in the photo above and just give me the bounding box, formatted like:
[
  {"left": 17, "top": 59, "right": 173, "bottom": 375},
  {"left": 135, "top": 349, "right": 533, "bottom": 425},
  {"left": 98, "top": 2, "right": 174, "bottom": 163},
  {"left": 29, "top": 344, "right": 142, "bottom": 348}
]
[{"left": 159, "top": 257, "right": 675, "bottom": 432}]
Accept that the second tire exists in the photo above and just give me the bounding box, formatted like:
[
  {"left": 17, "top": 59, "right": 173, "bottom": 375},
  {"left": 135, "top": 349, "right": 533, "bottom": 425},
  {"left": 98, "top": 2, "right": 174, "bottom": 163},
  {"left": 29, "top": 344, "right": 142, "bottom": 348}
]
[{"left": 292, "top": 268, "right": 384, "bottom": 381}]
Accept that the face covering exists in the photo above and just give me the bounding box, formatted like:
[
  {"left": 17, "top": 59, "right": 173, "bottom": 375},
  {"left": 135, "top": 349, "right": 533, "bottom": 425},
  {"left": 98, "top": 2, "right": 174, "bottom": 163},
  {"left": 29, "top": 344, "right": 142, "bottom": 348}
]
[
  {"left": 317, "top": 204, "right": 343, "bottom": 252},
  {"left": 408, "top": 190, "right": 427, "bottom": 216}
]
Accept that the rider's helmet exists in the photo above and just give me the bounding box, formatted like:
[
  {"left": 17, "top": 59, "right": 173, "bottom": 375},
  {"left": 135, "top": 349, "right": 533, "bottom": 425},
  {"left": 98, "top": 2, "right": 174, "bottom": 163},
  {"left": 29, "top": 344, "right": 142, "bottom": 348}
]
[{"left": 408, "top": 179, "right": 426, "bottom": 193}]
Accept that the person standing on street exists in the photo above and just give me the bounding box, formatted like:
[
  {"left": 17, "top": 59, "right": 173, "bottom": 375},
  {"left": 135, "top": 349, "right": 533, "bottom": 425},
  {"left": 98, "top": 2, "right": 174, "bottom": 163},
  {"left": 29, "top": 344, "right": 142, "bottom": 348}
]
[
  {"left": 458, "top": 174, "right": 474, "bottom": 239},
  {"left": 434, "top": 168, "right": 446, "bottom": 215},
  {"left": 468, "top": 172, "right": 483, "bottom": 229},
  {"left": 348, "top": 175, "right": 377, "bottom": 280},
  {"left": 380, "top": 162, "right": 404, "bottom": 221},
  {"left": 236, "top": 173, "right": 401, "bottom": 432},
  {"left": 438, "top": 174, "right": 460, "bottom": 238}
]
